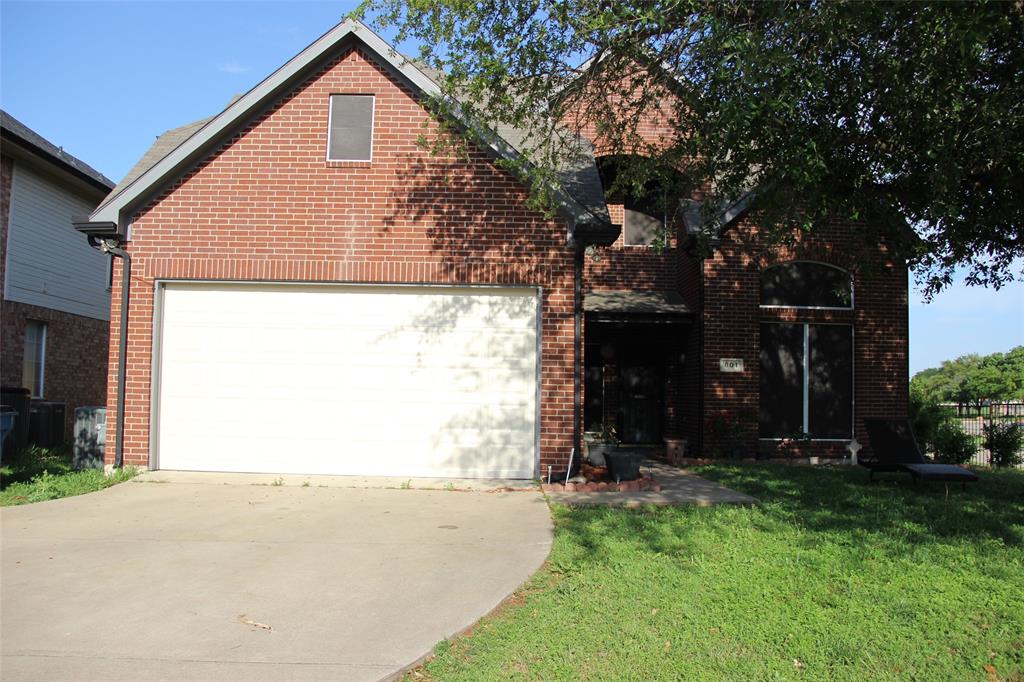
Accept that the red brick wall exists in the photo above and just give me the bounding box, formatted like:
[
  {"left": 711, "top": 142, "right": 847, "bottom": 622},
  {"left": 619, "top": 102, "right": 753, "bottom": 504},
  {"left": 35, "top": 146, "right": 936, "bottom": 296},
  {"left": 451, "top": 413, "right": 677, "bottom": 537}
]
[
  {"left": 1, "top": 154, "right": 109, "bottom": 440},
  {"left": 106, "top": 46, "right": 576, "bottom": 472},
  {"left": 583, "top": 203, "right": 678, "bottom": 293},
  {"left": 0, "top": 300, "right": 109, "bottom": 439},
  {"left": 700, "top": 218, "right": 909, "bottom": 458}
]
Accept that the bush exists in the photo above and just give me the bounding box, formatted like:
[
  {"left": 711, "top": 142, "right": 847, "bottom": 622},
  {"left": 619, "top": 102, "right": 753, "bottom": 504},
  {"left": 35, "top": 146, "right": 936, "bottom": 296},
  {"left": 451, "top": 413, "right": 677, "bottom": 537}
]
[
  {"left": 983, "top": 420, "right": 1024, "bottom": 468},
  {"left": 909, "top": 390, "right": 953, "bottom": 453},
  {"left": 931, "top": 421, "right": 976, "bottom": 465}
]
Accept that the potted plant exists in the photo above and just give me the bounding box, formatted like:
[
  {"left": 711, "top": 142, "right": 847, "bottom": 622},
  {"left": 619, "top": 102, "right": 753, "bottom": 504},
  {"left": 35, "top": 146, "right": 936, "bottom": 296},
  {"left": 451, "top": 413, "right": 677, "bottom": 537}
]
[{"left": 586, "top": 423, "right": 620, "bottom": 467}]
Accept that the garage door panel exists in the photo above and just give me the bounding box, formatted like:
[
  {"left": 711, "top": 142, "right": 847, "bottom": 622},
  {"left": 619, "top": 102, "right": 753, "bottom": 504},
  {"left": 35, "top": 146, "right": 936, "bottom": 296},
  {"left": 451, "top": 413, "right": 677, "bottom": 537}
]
[{"left": 156, "top": 284, "right": 538, "bottom": 478}]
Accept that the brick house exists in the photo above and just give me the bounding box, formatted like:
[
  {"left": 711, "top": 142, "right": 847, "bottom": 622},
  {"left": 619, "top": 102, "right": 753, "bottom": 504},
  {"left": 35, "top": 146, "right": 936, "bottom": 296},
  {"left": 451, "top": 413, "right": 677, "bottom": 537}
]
[
  {"left": 1, "top": 111, "right": 114, "bottom": 443},
  {"left": 75, "top": 19, "right": 908, "bottom": 476}
]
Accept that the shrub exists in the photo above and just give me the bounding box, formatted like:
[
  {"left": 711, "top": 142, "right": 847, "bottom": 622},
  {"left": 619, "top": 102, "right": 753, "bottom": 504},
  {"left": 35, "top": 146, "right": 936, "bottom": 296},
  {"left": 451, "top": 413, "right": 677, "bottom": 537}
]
[
  {"left": 931, "top": 421, "right": 976, "bottom": 465},
  {"left": 909, "top": 390, "right": 953, "bottom": 453},
  {"left": 704, "top": 411, "right": 744, "bottom": 459},
  {"left": 983, "top": 420, "right": 1024, "bottom": 468}
]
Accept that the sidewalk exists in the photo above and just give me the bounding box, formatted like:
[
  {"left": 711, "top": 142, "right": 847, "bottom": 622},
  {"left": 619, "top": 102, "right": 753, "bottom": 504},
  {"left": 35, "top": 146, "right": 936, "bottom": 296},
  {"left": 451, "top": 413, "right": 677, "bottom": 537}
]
[{"left": 544, "top": 460, "right": 758, "bottom": 507}]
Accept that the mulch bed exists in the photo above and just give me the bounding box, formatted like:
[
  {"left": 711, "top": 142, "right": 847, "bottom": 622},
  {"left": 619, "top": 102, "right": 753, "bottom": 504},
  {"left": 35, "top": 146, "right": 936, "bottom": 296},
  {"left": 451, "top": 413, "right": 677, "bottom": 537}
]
[{"left": 540, "top": 462, "right": 663, "bottom": 493}]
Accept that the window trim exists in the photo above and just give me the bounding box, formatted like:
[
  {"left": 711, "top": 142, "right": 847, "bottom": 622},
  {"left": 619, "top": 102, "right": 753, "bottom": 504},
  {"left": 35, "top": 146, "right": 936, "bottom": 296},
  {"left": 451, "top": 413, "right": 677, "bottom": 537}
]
[
  {"left": 23, "top": 320, "right": 47, "bottom": 399},
  {"left": 758, "top": 321, "right": 855, "bottom": 441},
  {"left": 325, "top": 93, "right": 376, "bottom": 163},
  {"left": 759, "top": 260, "right": 854, "bottom": 311}
]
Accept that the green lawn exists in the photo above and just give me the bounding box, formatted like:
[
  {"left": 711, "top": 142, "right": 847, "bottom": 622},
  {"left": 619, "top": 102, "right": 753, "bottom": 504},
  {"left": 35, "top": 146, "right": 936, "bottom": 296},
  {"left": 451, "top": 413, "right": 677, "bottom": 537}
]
[
  {"left": 0, "top": 445, "right": 137, "bottom": 506},
  {"left": 415, "top": 464, "right": 1024, "bottom": 681}
]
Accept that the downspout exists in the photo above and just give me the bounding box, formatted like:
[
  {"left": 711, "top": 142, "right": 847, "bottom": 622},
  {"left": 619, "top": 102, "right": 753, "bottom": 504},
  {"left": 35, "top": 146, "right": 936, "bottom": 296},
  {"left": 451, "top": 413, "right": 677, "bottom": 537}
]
[
  {"left": 568, "top": 218, "right": 619, "bottom": 476},
  {"left": 90, "top": 236, "right": 130, "bottom": 469},
  {"left": 697, "top": 251, "right": 705, "bottom": 457}
]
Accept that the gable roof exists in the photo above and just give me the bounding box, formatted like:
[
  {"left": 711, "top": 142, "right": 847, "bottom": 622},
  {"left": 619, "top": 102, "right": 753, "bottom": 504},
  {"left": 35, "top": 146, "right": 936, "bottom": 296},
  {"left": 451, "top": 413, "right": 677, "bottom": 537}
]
[
  {"left": 90, "top": 19, "right": 609, "bottom": 231},
  {"left": 1, "top": 109, "right": 114, "bottom": 192}
]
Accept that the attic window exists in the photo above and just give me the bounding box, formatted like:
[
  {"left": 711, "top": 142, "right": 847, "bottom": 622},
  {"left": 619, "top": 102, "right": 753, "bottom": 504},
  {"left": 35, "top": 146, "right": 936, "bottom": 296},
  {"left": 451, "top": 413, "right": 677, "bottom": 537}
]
[{"left": 327, "top": 95, "right": 374, "bottom": 161}]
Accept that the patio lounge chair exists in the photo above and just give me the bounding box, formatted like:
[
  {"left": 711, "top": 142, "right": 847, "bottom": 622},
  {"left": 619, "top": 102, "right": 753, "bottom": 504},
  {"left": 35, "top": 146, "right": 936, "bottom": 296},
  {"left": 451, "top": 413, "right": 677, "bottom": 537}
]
[{"left": 862, "top": 418, "right": 979, "bottom": 488}]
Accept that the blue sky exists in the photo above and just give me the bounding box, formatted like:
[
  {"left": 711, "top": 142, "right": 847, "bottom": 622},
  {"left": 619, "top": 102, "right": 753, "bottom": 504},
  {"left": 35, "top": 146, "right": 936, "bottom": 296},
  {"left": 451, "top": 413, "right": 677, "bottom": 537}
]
[{"left": 2, "top": 1, "right": 1021, "bottom": 375}]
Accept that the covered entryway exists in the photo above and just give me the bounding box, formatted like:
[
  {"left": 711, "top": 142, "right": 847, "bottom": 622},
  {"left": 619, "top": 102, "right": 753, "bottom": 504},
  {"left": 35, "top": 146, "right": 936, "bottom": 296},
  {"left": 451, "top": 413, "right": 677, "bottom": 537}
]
[
  {"left": 153, "top": 282, "right": 538, "bottom": 478},
  {"left": 583, "top": 290, "right": 693, "bottom": 444}
]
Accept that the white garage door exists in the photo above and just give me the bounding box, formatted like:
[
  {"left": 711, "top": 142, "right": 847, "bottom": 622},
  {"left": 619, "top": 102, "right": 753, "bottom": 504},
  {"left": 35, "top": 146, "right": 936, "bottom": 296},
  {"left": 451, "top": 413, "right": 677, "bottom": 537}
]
[{"left": 155, "top": 283, "right": 538, "bottom": 478}]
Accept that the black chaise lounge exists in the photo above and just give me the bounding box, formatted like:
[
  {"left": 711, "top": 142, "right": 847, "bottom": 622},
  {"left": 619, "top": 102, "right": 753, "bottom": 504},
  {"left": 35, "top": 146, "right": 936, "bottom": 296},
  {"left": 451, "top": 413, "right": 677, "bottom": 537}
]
[{"left": 862, "top": 418, "right": 979, "bottom": 488}]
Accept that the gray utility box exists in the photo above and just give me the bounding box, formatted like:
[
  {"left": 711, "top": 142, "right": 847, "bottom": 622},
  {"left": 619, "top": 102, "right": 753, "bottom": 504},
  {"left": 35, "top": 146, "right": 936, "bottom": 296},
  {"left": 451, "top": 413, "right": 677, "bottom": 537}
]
[{"left": 74, "top": 407, "right": 107, "bottom": 470}]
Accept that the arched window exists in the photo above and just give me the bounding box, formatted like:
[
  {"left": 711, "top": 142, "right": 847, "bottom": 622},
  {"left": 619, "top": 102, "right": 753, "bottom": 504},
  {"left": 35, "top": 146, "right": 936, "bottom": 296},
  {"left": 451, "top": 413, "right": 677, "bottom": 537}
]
[
  {"left": 760, "top": 262, "right": 853, "bottom": 309},
  {"left": 758, "top": 262, "right": 855, "bottom": 440}
]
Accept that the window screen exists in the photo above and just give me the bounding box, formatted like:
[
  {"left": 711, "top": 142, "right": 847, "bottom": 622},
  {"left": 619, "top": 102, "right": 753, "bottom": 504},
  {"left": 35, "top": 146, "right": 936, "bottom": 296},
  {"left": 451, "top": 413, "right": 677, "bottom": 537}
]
[
  {"left": 759, "top": 323, "right": 804, "bottom": 438},
  {"left": 761, "top": 262, "right": 852, "bottom": 308},
  {"left": 22, "top": 320, "right": 46, "bottom": 398},
  {"left": 327, "top": 95, "right": 374, "bottom": 161},
  {"left": 759, "top": 322, "right": 853, "bottom": 439}
]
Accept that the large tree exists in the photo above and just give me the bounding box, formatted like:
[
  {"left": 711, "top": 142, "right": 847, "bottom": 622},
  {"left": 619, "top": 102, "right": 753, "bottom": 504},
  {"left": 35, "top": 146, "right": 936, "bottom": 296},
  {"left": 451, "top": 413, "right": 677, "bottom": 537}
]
[
  {"left": 912, "top": 346, "right": 1024, "bottom": 406},
  {"left": 361, "top": 0, "right": 1023, "bottom": 295}
]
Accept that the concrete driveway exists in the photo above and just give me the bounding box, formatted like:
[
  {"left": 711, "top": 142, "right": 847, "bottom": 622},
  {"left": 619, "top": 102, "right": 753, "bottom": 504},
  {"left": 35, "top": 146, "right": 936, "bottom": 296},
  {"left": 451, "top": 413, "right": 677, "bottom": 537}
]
[{"left": 1, "top": 479, "right": 552, "bottom": 681}]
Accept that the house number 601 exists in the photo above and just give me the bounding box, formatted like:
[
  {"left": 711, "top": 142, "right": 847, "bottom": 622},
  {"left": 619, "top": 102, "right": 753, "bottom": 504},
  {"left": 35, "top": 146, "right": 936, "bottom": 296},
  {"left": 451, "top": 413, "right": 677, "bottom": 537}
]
[{"left": 719, "top": 358, "right": 744, "bottom": 373}]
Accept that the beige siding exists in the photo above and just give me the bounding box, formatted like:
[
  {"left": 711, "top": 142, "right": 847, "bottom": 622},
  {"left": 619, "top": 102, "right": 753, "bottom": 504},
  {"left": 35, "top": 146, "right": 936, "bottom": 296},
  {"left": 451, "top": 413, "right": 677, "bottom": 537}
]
[{"left": 4, "top": 162, "right": 110, "bottom": 320}]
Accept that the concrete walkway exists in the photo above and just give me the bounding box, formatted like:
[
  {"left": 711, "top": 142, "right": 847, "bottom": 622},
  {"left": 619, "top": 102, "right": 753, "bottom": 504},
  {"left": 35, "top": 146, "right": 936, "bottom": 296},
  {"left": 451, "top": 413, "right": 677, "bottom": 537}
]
[
  {"left": 546, "top": 461, "right": 759, "bottom": 507},
  {"left": 1, "top": 478, "right": 552, "bottom": 681}
]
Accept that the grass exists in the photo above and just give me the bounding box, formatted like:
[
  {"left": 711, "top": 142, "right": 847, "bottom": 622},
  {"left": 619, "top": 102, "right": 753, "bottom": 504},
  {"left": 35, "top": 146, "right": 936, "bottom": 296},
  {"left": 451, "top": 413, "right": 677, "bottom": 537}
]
[
  {"left": 413, "top": 464, "right": 1024, "bottom": 681},
  {"left": 0, "top": 445, "right": 138, "bottom": 506}
]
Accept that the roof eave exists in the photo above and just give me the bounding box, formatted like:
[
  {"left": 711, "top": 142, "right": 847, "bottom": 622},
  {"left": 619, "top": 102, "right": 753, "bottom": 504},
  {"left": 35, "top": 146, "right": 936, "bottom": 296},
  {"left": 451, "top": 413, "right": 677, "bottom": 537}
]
[{"left": 0, "top": 127, "right": 113, "bottom": 194}]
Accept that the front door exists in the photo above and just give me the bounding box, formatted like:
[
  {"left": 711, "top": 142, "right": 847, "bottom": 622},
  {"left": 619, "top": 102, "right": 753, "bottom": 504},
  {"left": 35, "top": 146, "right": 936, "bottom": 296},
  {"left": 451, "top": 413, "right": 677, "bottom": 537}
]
[{"left": 620, "top": 366, "right": 663, "bottom": 444}]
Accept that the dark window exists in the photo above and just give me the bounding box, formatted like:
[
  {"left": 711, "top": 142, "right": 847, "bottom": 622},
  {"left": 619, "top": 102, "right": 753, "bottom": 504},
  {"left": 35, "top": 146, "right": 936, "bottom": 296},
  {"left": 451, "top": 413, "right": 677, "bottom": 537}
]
[
  {"left": 327, "top": 95, "right": 374, "bottom": 161},
  {"left": 759, "top": 323, "right": 804, "bottom": 438},
  {"left": 808, "top": 325, "right": 854, "bottom": 438},
  {"left": 759, "top": 323, "right": 853, "bottom": 439},
  {"left": 761, "top": 262, "right": 852, "bottom": 308},
  {"left": 23, "top": 320, "right": 46, "bottom": 398},
  {"left": 596, "top": 155, "right": 681, "bottom": 247}
]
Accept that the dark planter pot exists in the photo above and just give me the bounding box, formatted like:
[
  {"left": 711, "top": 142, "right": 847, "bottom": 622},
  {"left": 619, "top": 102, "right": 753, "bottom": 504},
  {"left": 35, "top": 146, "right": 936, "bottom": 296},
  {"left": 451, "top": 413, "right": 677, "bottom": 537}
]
[{"left": 605, "top": 450, "right": 644, "bottom": 482}]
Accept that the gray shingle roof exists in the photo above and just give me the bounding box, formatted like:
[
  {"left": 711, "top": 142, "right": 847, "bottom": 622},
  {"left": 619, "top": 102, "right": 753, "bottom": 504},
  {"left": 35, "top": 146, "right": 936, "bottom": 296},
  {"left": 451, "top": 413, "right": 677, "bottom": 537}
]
[
  {"left": 411, "top": 57, "right": 607, "bottom": 221},
  {"left": 0, "top": 109, "right": 114, "bottom": 190},
  {"left": 584, "top": 290, "right": 692, "bottom": 315},
  {"left": 106, "top": 116, "right": 214, "bottom": 201}
]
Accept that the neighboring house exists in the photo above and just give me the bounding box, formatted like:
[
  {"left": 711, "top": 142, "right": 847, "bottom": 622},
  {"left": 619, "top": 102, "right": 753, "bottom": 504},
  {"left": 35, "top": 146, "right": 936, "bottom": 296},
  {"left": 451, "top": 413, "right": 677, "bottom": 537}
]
[
  {"left": 1, "top": 111, "right": 114, "bottom": 442},
  {"left": 76, "top": 19, "right": 908, "bottom": 477}
]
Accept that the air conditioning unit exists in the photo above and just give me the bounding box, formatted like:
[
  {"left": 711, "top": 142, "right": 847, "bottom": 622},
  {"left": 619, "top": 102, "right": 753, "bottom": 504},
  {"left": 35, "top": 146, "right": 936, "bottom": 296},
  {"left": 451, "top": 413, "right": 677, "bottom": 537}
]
[
  {"left": 29, "top": 401, "right": 66, "bottom": 448},
  {"left": 74, "top": 407, "right": 107, "bottom": 470}
]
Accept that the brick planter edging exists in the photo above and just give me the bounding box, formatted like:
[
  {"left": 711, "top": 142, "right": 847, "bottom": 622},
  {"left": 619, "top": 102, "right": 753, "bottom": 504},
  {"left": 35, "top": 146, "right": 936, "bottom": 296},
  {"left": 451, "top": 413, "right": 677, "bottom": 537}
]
[
  {"left": 675, "top": 456, "right": 857, "bottom": 467},
  {"left": 541, "top": 476, "right": 662, "bottom": 493}
]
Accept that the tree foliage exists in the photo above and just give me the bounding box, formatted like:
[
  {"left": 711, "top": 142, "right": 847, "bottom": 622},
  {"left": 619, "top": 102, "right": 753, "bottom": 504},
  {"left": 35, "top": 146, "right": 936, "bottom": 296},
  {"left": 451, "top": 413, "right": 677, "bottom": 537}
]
[
  {"left": 911, "top": 346, "right": 1024, "bottom": 407},
  {"left": 361, "top": 0, "right": 1023, "bottom": 295}
]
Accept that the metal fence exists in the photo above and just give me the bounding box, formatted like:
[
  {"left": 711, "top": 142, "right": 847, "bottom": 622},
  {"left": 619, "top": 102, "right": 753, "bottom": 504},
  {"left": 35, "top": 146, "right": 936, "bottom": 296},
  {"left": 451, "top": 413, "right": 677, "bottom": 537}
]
[{"left": 941, "top": 401, "right": 1024, "bottom": 468}]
